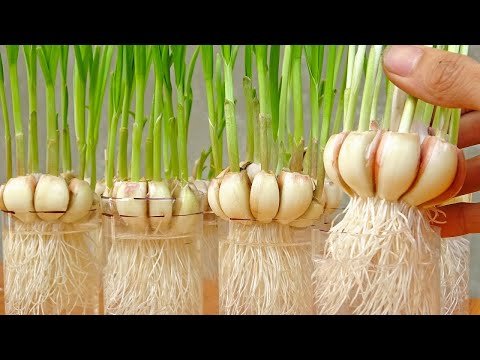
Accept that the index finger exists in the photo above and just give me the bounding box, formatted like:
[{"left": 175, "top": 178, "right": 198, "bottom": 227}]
[
  {"left": 436, "top": 202, "right": 480, "bottom": 237},
  {"left": 458, "top": 110, "right": 480, "bottom": 148}
]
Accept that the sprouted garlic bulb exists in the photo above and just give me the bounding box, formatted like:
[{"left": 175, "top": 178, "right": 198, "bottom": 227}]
[
  {"left": 2, "top": 173, "right": 96, "bottom": 224},
  {"left": 324, "top": 130, "right": 465, "bottom": 206},
  {"left": 207, "top": 166, "right": 329, "bottom": 227}
]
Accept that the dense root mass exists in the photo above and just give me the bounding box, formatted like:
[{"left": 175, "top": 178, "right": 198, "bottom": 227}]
[
  {"left": 313, "top": 196, "right": 441, "bottom": 315},
  {"left": 219, "top": 221, "right": 313, "bottom": 315},
  {"left": 103, "top": 218, "right": 202, "bottom": 315},
  {"left": 441, "top": 237, "right": 470, "bottom": 315},
  {"left": 2, "top": 218, "right": 101, "bottom": 315}
]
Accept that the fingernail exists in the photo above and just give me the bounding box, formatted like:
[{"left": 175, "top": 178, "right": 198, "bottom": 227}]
[{"left": 383, "top": 45, "right": 424, "bottom": 77}]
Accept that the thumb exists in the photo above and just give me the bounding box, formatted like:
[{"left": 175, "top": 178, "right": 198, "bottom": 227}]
[{"left": 383, "top": 45, "right": 480, "bottom": 111}]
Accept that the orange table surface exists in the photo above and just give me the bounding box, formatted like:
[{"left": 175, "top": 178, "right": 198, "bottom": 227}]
[{"left": 0, "top": 264, "right": 478, "bottom": 315}]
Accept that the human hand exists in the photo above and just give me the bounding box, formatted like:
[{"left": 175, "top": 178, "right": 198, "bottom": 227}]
[{"left": 383, "top": 45, "right": 480, "bottom": 237}]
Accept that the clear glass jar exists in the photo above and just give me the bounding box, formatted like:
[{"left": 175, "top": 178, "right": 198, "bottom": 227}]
[
  {"left": 312, "top": 228, "right": 441, "bottom": 315},
  {"left": 219, "top": 219, "right": 313, "bottom": 315},
  {"left": 101, "top": 196, "right": 203, "bottom": 315},
  {"left": 1, "top": 208, "right": 102, "bottom": 315}
]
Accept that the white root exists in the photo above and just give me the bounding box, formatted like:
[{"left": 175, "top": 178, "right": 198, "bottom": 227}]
[
  {"left": 219, "top": 221, "right": 313, "bottom": 315},
  {"left": 2, "top": 219, "right": 101, "bottom": 314},
  {"left": 103, "top": 217, "right": 202, "bottom": 315},
  {"left": 101, "top": 180, "right": 204, "bottom": 315},
  {"left": 440, "top": 236, "right": 470, "bottom": 315},
  {"left": 313, "top": 196, "right": 441, "bottom": 315}
]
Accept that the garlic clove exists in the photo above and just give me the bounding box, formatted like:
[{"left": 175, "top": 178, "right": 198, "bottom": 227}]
[
  {"left": 95, "top": 180, "right": 107, "bottom": 197},
  {"left": 116, "top": 180, "right": 149, "bottom": 232},
  {"left": 420, "top": 148, "right": 467, "bottom": 208},
  {"left": 401, "top": 136, "right": 458, "bottom": 207},
  {"left": 207, "top": 177, "right": 229, "bottom": 221},
  {"left": 375, "top": 131, "right": 421, "bottom": 201},
  {"left": 275, "top": 171, "right": 313, "bottom": 224},
  {"left": 323, "top": 179, "right": 343, "bottom": 215},
  {"left": 34, "top": 174, "right": 70, "bottom": 221},
  {"left": 3, "top": 175, "right": 38, "bottom": 223},
  {"left": 289, "top": 197, "right": 325, "bottom": 228},
  {"left": 246, "top": 162, "right": 261, "bottom": 183},
  {"left": 60, "top": 178, "right": 94, "bottom": 223},
  {"left": 250, "top": 170, "right": 279, "bottom": 223},
  {"left": 338, "top": 130, "right": 380, "bottom": 198},
  {"left": 219, "top": 171, "right": 253, "bottom": 221},
  {"left": 170, "top": 183, "right": 202, "bottom": 235},
  {"left": 323, "top": 132, "right": 354, "bottom": 196},
  {"left": 148, "top": 180, "right": 173, "bottom": 232}
]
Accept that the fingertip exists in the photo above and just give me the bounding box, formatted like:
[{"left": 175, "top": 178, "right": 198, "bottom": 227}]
[
  {"left": 383, "top": 45, "right": 424, "bottom": 78},
  {"left": 437, "top": 202, "right": 480, "bottom": 237}
]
